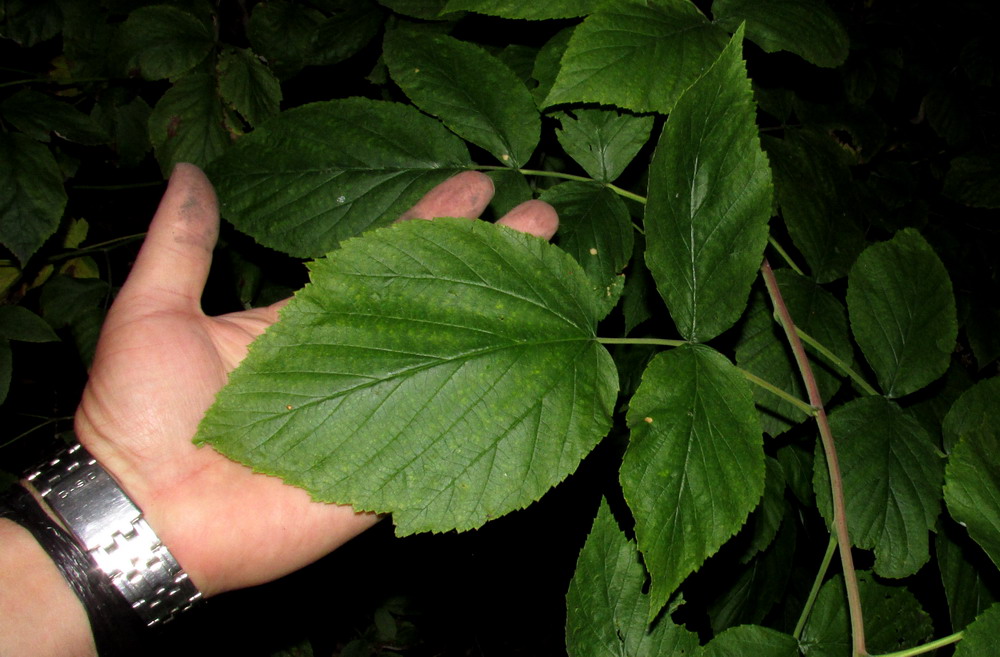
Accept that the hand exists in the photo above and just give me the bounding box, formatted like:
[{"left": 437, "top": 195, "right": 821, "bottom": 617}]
[{"left": 71, "top": 164, "right": 557, "bottom": 597}]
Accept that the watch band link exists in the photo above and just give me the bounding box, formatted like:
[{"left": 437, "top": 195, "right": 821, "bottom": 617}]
[{"left": 27, "top": 442, "right": 203, "bottom": 627}]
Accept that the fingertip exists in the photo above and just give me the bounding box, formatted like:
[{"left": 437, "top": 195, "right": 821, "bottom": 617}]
[
  {"left": 398, "top": 171, "right": 495, "bottom": 221},
  {"left": 496, "top": 199, "right": 559, "bottom": 241}
]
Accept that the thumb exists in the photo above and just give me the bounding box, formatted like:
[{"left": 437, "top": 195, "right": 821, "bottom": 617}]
[{"left": 116, "top": 163, "right": 220, "bottom": 314}]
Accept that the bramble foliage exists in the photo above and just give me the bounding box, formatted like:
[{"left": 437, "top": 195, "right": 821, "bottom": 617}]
[{"left": 2, "top": 1, "right": 999, "bottom": 655}]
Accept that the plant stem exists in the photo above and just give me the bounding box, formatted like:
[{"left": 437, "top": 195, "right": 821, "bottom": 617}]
[
  {"left": 767, "top": 235, "right": 806, "bottom": 276},
  {"left": 475, "top": 166, "right": 649, "bottom": 205},
  {"left": 795, "top": 327, "right": 880, "bottom": 396},
  {"left": 739, "top": 370, "right": 816, "bottom": 416},
  {"left": 760, "top": 258, "right": 867, "bottom": 657},
  {"left": 0, "top": 416, "right": 73, "bottom": 451},
  {"left": 870, "top": 632, "right": 963, "bottom": 657},
  {"left": 794, "top": 535, "right": 838, "bottom": 640},
  {"left": 596, "top": 337, "right": 687, "bottom": 347}
]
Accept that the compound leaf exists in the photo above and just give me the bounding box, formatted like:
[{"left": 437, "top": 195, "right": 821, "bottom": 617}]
[
  {"left": 814, "top": 397, "right": 943, "bottom": 578},
  {"left": 197, "top": 218, "right": 618, "bottom": 536},
  {"left": 566, "top": 499, "right": 701, "bottom": 657},
  {"left": 712, "top": 0, "right": 849, "bottom": 68},
  {"left": 206, "top": 98, "right": 472, "bottom": 258},
  {"left": 847, "top": 228, "right": 957, "bottom": 398},
  {"left": 621, "top": 344, "right": 764, "bottom": 620},
  {"left": 544, "top": 0, "right": 730, "bottom": 113},
  {"left": 384, "top": 28, "right": 539, "bottom": 167},
  {"left": 645, "top": 26, "right": 772, "bottom": 342}
]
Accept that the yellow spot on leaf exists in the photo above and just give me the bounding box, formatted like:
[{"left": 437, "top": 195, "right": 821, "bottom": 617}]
[
  {"left": 589, "top": 248, "right": 598, "bottom": 256},
  {"left": 644, "top": 416, "right": 653, "bottom": 424}
]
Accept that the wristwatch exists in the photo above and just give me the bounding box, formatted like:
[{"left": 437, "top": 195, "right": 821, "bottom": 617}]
[{"left": 26, "top": 442, "right": 203, "bottom": 627}]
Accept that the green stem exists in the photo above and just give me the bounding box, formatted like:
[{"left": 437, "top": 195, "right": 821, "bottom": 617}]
[
  {"left": 794, "top": 535, "right": 838, "bottom": 640},
  {"left": 870, "top": 632, "right": 963, "bottom": 657},
  {"left": 596, "top": 337, "right": 687, "bottom": 347},
  {"left": 476, "top": 166, "right": 649, "bottom": 205},
  {"left": 761, "top": 258, "right": 867, "bottom": 657},
  {"left": 72, "top": 181, "right": 165, "bottom": 191},
  {"left": 767, "top": 235, "right": 806, "bottom": 276},
  {"left": 795, "top": 327, "right": 879, "bottom": 396},
  {"left": 740, "top": 370, "right": 816, "bottom": 417},
  {"left": 597, "top": 338, "right": 815, "bottom": 415},
  {"left": 0, "top": 233, "right": 146, "bottom": 268}
]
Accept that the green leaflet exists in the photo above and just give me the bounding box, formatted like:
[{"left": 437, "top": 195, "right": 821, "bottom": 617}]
[
  {"left": 540, "top": 182, "right": 634, "bottom": 289},
  {"left": 0, "top": 132, "right": 67, "bottom": 265},
  {"left": 800, "top": 573, "right": 933, "bottom": 656},
  {"left": 442, "top": 0, "right": 605, "bottom": 19},
  {"left": 384, "top": 28, "right": 539, "bottom": 168},
  {"left": 702, "top": 625, "right": 798, "bottom": 657},
  {"left": 217, "top": 47, "right": 282, "bottom": 127},
  {"left": 945, "top": 429, "right": 1000, "bottom": 571},
  {"left": 118, "top": 5, "right": 215, "bottom": 81},
  {"left": 847, "top": 228, "right": 957, "bottom": 398},
  {"left": 0, "top": 90, "right": 109, "bottom": 145},
  {"left": 936, "top": 525, "right": 998, "bottom": 632},
  {"left": 196, "top": 218, "right": 619, "bottom": 535},
  {"left": 712, "top": 0, "right": 849, "bottom": 68},
  {"left": 763, "top": 129, "right": 866, "bottom": 284},
  {"left": 943, "top": 376, "right": 1000, "bottom": 454},
  {"left": 543, "top": 0, "right": 730, "bottom": 114},
  {"left": 735, "top": 271, "right": 852, "bottom": 436},
  {"left": 0, "top": 305, "right": 59, "bottom": 343},
  {"left": 644, "top": 25, "right": 772, "bottom": 343},
  {"left": 814, "top": 397, "right": 944, "bottom": 579},
  {"left": 377, "top": 0, "right": 455, "bottom": 20},
  {"left": 621, "top": 344, "right": 764, "bottom": 620},
  {"left": 554, "top": 108, "right": 654, "bottom": 184},
  {"left": 206, "top": 98, "right": 472, "bottom": 258},
  {"left": 944, "top": 154, "right": 1000, "bottom": 208},
  {"left": 148, "top": 72, "right": 232, "bottom": 176},
  {"left": 954, "top": 604, "right": 1000, "bottom": 656},
  {"left": 565, "top": 499, "right": 701, "bottom": 657}
]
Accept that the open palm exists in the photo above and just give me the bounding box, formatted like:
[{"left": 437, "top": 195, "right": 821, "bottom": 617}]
[{"left": 73, "top": 163, "right": 557, "bottom": 596}]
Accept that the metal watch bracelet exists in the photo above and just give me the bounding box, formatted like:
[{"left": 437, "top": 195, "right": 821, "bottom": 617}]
[{"left": 26, "top": 442, "right": 203, "bottom": 627}]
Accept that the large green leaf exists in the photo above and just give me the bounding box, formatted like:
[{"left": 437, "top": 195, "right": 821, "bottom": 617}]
[
  {"left": 712, "top": 0, "right": 849, "bottom": 68},
  {"left": 540, "top": 182, "right": 633, "bottom": 289},
  {"left": 149, "top": 72, "right": 232, "bottom": 175},
  {"left": 763, "top": 129, "right": 865, "bottom": 283},
  {"left": 554, "top": 108, "right": 654, "bottom": 183},
  {"left": 206, "top": 99, "right": 472, "bottom": 258},
  {"left": 954, "top": 604, "right": 1000, "bottom": 657},
  {"left": 644, "top": 26, "right": 772, "bottom": 342},
  {"left": 702, "top": 625, "right": 798, "bottom": 657},
  {"left": 814, "top": 397, "right": 943, "bottom": 578},
  {"left": 847, "top": 228, "right": 957, "bottom": 398},
  {"left": 800, "top": 573, "right": 933, "bottom": 656},
  {"left": 945, "top": 429, "right": 1000, "bottom": 570},
  {"left": 543, "top": 0, "right": 730, "bottom": 114},
  {"left": 0, "top": 132, "right": 66, "bottom": 264},
  {"left": 735, "top": 271, "right": 851, "bottom": 436},
  {"left": 565, "top": 499, "right": 701, "bottom": 657},
  {"left": 0, "top": 305, "right": 59, "bottom": 343},
  {"left": 383, "top": 28, "right": 539, "bottom": 167},
  {"left": 196, "top": 218, "right": 619, "bottom": 535},
  {"left": 621, "top": 344, "right": 764, "bottom": 619},
  {"left": 442, "top": 0, "right": 606, "bottom": 19},
  {"left": 217, "top": 47, "right": 282, "bottom": 127},
  {"left": 118, "top": 5, "right": 215, "bottom": 80}
]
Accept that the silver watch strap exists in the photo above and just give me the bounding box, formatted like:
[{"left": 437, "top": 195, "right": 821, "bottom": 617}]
[{"left": 27, "top": 442, "right": 203, "bottom": 626}]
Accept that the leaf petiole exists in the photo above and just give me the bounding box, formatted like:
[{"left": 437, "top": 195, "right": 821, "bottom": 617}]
[{"left": 795, "top": 327, "right": 879, "bottom": 396}]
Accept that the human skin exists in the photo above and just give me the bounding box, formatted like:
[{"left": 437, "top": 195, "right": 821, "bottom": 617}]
[{"left": 0, "top": 164, "right": 558, "bottom": 657}]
